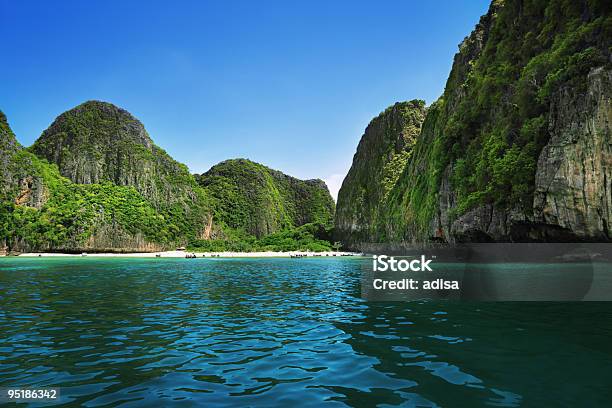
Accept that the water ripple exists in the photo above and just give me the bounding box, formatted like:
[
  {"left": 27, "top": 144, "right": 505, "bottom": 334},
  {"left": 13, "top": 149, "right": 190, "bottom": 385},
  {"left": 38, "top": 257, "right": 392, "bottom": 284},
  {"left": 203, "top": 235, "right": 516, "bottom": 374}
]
[{"left": 1, "top": 257, "right": 611, "bottom": 406}]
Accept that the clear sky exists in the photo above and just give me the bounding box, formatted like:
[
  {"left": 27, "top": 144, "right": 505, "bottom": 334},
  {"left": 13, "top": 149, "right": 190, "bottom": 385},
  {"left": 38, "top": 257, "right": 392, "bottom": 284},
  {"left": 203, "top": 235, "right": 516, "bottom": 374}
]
[{"left": 1, "top": 0, "right": 490, "bottom": 199}]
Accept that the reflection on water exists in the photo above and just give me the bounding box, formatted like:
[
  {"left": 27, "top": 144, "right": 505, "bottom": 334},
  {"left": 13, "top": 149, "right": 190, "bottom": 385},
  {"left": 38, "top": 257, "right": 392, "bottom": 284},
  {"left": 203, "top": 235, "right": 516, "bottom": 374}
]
[{"left": 0, "top": 258, "right": 611, "bottom": 407}]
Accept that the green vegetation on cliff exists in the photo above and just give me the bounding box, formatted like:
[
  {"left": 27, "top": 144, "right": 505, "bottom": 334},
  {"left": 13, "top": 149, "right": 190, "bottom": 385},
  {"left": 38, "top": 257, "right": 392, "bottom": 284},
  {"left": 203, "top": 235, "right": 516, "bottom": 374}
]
[
  {"left": 335, "top": 100, "right": 426, "bottom": 244},
  {"left": 2, "top": 106, "right": 336, "bottom": 252},
  {"left": 338, "top": 0, "right": 611, "bottom": 246},
  {"left": 188, "top": 222, "right": 333, "bottom": 252},
  {"left": 1, "top": 121, "right": 195, "bottom": 252},
  {"left": 439, "top": 0, "right": 609, "bottom": 214},
  {"left": 0, "top": 111, "right": 19, "bottom": 155},
  {"left": 391, "top": 0, "right": 610, "bottom": 242},
  {"left": 30, "top": 101, "right": 209, "bottom": 210},
  {"left": 2, "top": 103, "right": 213, "bottom": 252},
  {"left": 197, "top": 158, "right": 335, "bottom": 238}
]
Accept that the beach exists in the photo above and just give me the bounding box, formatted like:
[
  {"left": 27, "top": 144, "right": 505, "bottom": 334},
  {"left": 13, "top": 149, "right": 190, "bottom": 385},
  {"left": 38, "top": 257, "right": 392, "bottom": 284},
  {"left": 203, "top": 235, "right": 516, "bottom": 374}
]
[{"left": 14, "top": 250, "right": 363, "bottom": 258}]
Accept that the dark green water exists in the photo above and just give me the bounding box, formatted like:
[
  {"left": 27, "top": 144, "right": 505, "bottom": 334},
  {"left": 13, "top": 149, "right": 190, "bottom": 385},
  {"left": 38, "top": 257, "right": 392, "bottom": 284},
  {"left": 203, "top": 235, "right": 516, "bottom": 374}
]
[{"left": 0, "top": 257, "right": 611, "bottom": 407}]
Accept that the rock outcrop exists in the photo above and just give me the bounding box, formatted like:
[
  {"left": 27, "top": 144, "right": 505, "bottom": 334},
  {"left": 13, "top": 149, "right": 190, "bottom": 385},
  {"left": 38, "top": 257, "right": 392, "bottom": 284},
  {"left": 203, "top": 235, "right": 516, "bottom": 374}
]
[
  {"left": 1, "top": 111, "right": 51, "bottom": 252},
  {"left": 0, "top": 111, "right": 48, "bottom": 209},
  {"left": 197, "top": 158, "right": 335, "bottom": 237},
  {"left": 337, "top": 0, "right": 611, "bottom": 248},
  {"left": 30, "top": 101, "right": 202, "bottom": 208},
  {"left": 2, "top": 102, "right": 335, "bottom": 252},
  {"left": 1, "top": 104, "right": 213, "bottom": 252},
  {"left": 1, "top": 111, "right": 24, "bottom": 198},
  {"left": 443, "top": 66, "right": 611, "bottom": 243},
  {"left": 0, "top": 110, "right": 20, "bottom": 181},
  {"left": 533, "top": 67, "right": 611, "bottom": 240},
  {"left": 29, "top": 101, "right": 212, "bottom": 247},
  {"left": 334, "top": 100, "right": 426, "bottom": 245}
]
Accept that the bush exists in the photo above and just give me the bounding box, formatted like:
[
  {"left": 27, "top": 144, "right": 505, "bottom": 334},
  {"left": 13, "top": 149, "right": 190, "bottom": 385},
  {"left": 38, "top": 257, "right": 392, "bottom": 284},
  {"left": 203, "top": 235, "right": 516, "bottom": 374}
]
[{"left": 186, "top": 222, "right": 334, "bottom": 252}]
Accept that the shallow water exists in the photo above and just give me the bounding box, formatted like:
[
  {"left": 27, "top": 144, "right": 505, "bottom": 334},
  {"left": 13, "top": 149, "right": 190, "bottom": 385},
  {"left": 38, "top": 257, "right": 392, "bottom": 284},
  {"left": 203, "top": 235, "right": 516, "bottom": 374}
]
[{"left": 0, "top": 257, "right": 611, "bottom": 407}]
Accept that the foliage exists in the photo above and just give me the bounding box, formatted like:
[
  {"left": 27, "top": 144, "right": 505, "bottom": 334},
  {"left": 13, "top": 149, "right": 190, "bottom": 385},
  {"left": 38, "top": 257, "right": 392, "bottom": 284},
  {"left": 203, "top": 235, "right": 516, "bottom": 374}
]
[
  {"left": 187, "top": 222, "right": 334, "bottom": 252},
  {"left": 381, "top": 0, "right": 611, "bottom": 241},
  {"left": 444, "top": 0, "right": 610, "bottom": 213},
  {"left": 26, "top": 101, "right": 213, "bottom": 246},
  {"left": 197, "top": 159, "right": 335, "bottom": 238},
  {"left": 335, "top": 100, "right": 426, "bottom": 244},
  {"left": 2, "top": 107, "right": 336, "bottom": 252},
  {"left": 1, "top": 104, "right": 213, "bottom": 251}
]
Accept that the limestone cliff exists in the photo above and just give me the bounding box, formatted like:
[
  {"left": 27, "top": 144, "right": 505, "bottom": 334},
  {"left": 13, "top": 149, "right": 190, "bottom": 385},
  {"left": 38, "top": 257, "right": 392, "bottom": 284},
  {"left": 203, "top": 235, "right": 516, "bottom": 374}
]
[
  {"left": 334, "top": 100, "right": 426, "bottom": 245},
  {"left": 0, "top": 111, "right": 48, "bottom": 210},
  {"left": 197, "top": 159, "right": 335, "bottom": 237},
  {"left": 443, "top": 66, "right": 611, "bottom": 242},
  {"left": 29, "top": 101, "right": 212, "bottom": 247},
  {"left": 1, "top": 104, "right": 211, "bottom": 253},
  {"left": 533, "top": 67, "right": 611, "bottom": 240},
  {"left": 1, "top": 112, "right": 53, "bottom": 253},
  {"left": 30, "top": 101, "right": 202, "bottom": 209},
  {"left": 429, "top": 0, "right": 611, "bottom": 243},
  {"left": 0, "top": 110, "right": 20, "bottom": 180},
  {"left": 338, "top": 0, "right": 611, "bottom": 248},
  {"left": 2, "top": 102, "right": 334, "bottom": 252}
]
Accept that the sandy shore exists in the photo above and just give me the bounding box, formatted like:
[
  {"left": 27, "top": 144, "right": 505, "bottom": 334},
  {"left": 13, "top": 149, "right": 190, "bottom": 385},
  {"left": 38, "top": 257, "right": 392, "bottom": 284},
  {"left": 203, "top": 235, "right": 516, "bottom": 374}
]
[{"left": 16, "top": 250, "right": 363, "bottom": 258}]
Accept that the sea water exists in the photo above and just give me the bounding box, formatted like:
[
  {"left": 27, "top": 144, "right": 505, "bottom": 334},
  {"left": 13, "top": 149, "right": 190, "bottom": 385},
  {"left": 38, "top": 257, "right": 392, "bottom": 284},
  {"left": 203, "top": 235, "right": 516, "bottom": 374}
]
[{"left": 0, "top": 257, "right": 611, "bottom": 407}]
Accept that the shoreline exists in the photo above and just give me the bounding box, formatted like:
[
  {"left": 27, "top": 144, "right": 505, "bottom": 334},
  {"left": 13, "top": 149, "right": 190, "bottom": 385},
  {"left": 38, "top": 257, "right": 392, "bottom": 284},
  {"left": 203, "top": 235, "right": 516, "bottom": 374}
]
[{"left": 13, "top": 250, "right": 363, "bottom": 258}]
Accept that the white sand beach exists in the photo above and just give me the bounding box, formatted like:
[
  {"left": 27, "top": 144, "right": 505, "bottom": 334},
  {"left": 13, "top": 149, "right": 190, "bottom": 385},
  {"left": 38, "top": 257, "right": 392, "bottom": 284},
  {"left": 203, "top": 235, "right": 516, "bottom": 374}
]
[{"left": 16, "top": 250, "right": 363, "bottom": 258}]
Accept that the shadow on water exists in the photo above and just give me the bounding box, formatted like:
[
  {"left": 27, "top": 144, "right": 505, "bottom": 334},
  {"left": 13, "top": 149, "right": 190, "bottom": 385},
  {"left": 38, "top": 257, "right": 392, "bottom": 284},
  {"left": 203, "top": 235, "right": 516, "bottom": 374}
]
[
  {"left": 333, "top": 301, "right": 612, "bottom": 407},
  {"left": 0, "top": 257, "right": 611, "bottom": 407}
]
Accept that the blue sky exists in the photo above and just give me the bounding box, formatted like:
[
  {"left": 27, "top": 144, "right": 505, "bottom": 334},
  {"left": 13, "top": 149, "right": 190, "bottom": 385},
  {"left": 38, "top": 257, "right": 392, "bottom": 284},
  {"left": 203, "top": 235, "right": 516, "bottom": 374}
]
[{"left": 0, "top": 0, "right": 490, "bottom": 199}]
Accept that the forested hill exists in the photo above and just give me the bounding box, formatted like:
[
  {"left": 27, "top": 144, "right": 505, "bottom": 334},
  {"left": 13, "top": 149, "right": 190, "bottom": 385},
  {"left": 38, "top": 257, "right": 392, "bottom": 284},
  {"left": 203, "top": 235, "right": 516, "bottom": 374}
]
[
  {"left": 2, "top": 107, "right": 200, "bottom": 253},
  {"left": 30, "top": 101, "right": 207, "bottom": 211},
  {"left": 1, "top": 103, "right": 336, "bottom": 253},
  {"left": 196, "top": 158, "right": 335, "bottom": 238}
]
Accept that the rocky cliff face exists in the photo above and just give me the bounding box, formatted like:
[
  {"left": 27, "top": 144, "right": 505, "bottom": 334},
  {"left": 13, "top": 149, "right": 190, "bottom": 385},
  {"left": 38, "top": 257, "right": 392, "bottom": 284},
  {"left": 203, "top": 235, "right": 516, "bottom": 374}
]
[
  {"left": 430, "top": 0, "right": 610, "bottom": 244},
  {"left": 334, "top": 101, "right": 426, "bottom": 245},
  {"left": 444, "top": 65, "right": 611, "bottom": 242},
  {"left": 30, "top": 101, "right": 201, "bottom": 208},
  {"left": 0, "top": 111, "right": 20, "bottom": 173},
  {"left": 1, "top": 112, "right": 17, "bottom": 253},
  {"left": 28, "top": 101, "right": 212, "bottom": 247},
  {"left": 2, "top": 102, "right": 335, "bottom": 252},
  {"left": 338, "top": 0, "right": 611, "bottom": 248},
  {"left": 1, "top": 111, "right": 23, "bottom": 197},
  {"left": 0, "top": 111, "right": 48, "bottom": 210},
  {"left": 197, "top": 159, "right": 335, "bottom": 237},
  {"left": 1, "top": 112, "right": 52, "bottom": 253},
  {"left": 1, "top": 104, "right": 214, "bottom": 253},
  {"left": 533, "top": 67, "right": 611, "bottom": 240}
]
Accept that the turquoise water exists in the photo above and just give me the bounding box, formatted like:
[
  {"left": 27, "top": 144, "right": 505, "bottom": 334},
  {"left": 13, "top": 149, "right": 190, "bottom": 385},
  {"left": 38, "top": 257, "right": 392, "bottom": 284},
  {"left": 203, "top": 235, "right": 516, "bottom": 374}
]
[{"left": 0, "top": 257, "right": 611, "bottom": 407}]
